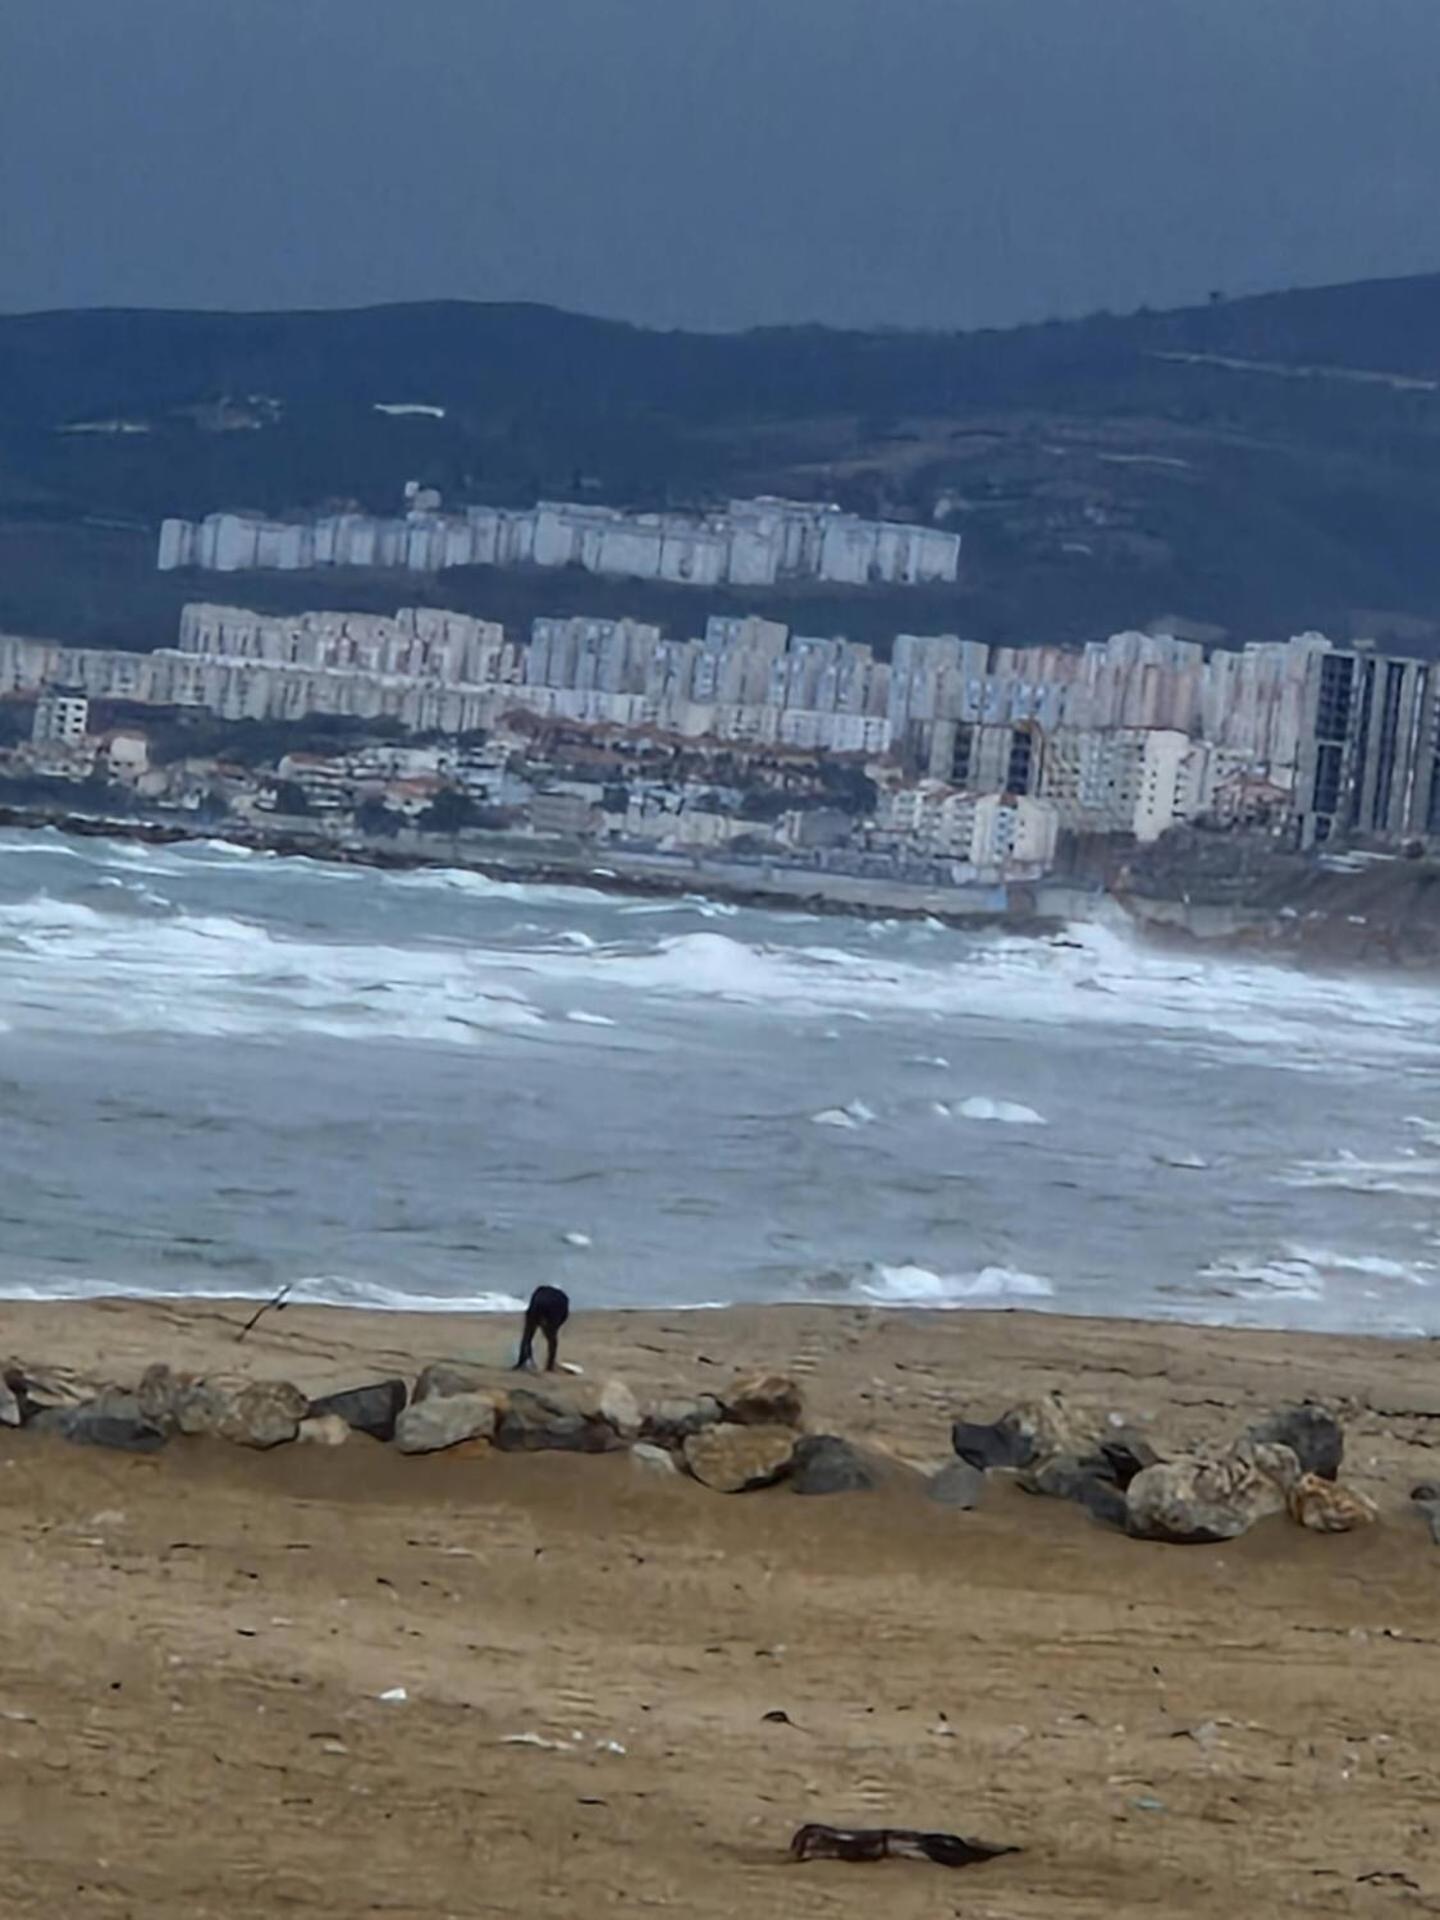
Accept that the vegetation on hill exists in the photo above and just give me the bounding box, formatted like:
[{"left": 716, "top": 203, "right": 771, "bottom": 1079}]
[{"left": 5, "top": 272, "right": 1440, "bottom": 648}]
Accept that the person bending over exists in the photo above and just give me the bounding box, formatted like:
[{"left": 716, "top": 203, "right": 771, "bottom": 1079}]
[{"left": 515, "top": 1285, "right": 570, "bottom": 1372}]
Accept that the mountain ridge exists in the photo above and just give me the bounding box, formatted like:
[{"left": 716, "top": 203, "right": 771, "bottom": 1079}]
[{"left": 4, "top": 269, "right": 1440, "bottom": 651}]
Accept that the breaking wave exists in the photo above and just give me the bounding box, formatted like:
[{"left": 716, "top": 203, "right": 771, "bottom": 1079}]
[{"left": 861, "top": 1263, "right": 1056, "bottom": 1306}]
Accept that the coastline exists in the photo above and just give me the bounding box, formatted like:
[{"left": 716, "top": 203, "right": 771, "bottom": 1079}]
[
  {"left": 8, "top": 1294, "right": 1440, "bottom": 1467},
  {"left": 0, "top": 800, "right": 1076, "bottom": 932},
  {"left": 8, "top": 799, "right": 1439, "bottom": 969},
  {"left": 6, "top": 1295, "right": 1440, "bottom": 1917}
]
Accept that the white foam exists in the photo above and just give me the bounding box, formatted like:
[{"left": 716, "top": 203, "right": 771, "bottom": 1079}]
[
  {"left": 958, "top": 1095, "right": 1046, "bottom": 1126},
  {"left": 7, "top": 830, "right": 1440, "bottom": 1080},
  {"left": 1281, "top": 1152, "right": 1440, "bottom": 1199},
  {"left": 862, "top": 1263, "right": 1056, "bottom": 1306},
  {"left": 565, "top": 1010, "right": 616, "bottom": 1027},
  {"left": 1198, "top": 1243, "right": 1435, "bottom": 1305},
  {"left": 562, "top": 1231, "right": 593, "bottom": 1249},
  {"left": 0, "top": 1272, "right": 527, "bottom": 1314},
  {"left": 810, "top": 1099, "right": 878, "bottom": 1130}
]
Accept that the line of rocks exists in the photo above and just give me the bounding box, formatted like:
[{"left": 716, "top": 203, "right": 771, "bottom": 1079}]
[
  {"left": 6, "top": 1358, "right": 1425, "bottom": 1544},
  {"left": 1, "top": 1358, "right": 868, "bottom": 1496},
  {"left": 949, "top": 1391, "right": 1381, "bottom": 1542}
]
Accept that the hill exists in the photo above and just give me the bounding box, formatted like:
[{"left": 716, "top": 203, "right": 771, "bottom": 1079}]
[{"left": 5, "top": 273, "right": 1440, "bottom": 648}]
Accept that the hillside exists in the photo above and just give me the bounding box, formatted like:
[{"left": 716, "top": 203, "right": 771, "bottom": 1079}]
[{"left": 5, "top": 273, "right": 1440, "bottom": 648}]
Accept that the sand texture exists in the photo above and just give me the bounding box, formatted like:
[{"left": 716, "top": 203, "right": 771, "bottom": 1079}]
[{"left": 3, "top": 1297, "right": 1440, "bottom": 1917}]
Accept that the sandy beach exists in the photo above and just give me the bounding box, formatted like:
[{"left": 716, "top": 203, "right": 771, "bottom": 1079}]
[{"left": 3, "top": 1298, "right": 1440, "bottom": 1917}]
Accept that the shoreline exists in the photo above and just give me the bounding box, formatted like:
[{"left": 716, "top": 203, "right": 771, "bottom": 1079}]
[
  {"left": 0, "top": 799, "right": 1075, "bottom": 932},
  {"left": 7, "top": 1294, "right": 1440, "bottom": 1451},
  {"left": 7, "top": 1275, "right": 1436, "bottom": 1345},
  {"left": 6, "top": 799, "right": 1437, "bottom": 971}
]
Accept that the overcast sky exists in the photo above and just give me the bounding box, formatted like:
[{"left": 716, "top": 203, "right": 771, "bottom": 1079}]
[{"left": 3, "top": 0, "right": 1438, "bottom": 331}]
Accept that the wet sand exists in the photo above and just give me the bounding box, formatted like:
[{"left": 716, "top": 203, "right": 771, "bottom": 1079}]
[{"left": 3, "top": 1298, "right": 1440, "bottom": 1917}]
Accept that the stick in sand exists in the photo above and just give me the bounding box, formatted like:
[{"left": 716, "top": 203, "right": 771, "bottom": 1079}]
[{"left": 236, "top": 1282, "right": 294, "bottom": 1343}]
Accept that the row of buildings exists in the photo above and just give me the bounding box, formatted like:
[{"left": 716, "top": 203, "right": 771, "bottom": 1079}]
[
  {"left": 6, "top": 603, "right": 1440, "bottom": 865},
  {"left": 157, "top": 493, "right": 963, "bottom": 590}
]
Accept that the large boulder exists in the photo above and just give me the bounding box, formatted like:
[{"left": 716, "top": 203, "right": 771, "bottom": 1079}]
[
  {"left": 720, "top": 1373, "right": 805, "bottom": 1429},
  {"left": 394, "top": 1391, "right": 501, "bottom": 1455},
  {"left": 791, "top": 1434, "right": 875, "bottom": 1496},
  {"left": 1097, "top": 1430, "right": 1163, "bottom": 1489},
  {"left": 926, "top": 1460, "right": 986, "bottom": 1510},
  {"left": 640, "top": 1395, "right": 723, "bottom": 1447},
  {"left": 307, "top": 1379, "right": 408, "bottom": 1441},
  {"left": 32, "top": 1388, "right": 167, "bottom": 1453},
  {"left": 951, "top": 1394, "right": 1099, "bottom": 1473},
  {"left": 683, "top": 1422, "right": 797, "bottom": 1493},
  {"left": 1244, "top": 1405, "right": 1343, "bottom": 1482},
  {"left": 494, "top": 1378, "right": 626, "bottom": 1453},
  {"left": 173, "top": 1376, "right": 309, "bottom": 1449},
  {"left": 1018, "top": 1455, "right": 1130, "bottom": 1528},
  {"left": 598, "top": 1378, "right": 642, "bottom": 1441},
  {"left": 7, "top": 1361, "right": 90, "bottom": 1423},
  {"left": 414, "top": 1361, "right": 498, "bottom": 1404},
  {"left": 1126, "top": 1441, "right": 1298, "bottom": 1544}
]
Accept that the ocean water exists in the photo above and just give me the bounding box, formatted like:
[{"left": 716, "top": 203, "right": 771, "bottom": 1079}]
[{"left": 3, "top": 825, "right": 1440, "bottom": 1334}]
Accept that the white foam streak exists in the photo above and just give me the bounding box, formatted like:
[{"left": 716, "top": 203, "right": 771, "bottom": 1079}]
[
  {"left": 958, "top": 1096, "right": 1046, "bottom": 1126},
  {"left": 0, "top": 1272, "right": 526, "bottom": 1314},
  {"left": 862, "top": 1263, "right": 1056, "bottom": 1306}
]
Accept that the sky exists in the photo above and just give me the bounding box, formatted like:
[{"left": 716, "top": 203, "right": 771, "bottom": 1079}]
[{"left": 3, "top": 0, "right": 1439, "bottom": 332}]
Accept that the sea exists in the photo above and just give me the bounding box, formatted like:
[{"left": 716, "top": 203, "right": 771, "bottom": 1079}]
[{"left": 2, "top": 825, "right": 1439, "bottom": 1336}]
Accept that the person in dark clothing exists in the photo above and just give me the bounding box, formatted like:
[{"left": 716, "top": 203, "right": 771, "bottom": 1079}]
[{"left": 515, "top": 1285, "right": 570, "bottom": 1372}]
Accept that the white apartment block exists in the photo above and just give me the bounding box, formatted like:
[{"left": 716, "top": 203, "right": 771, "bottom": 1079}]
[
  {"left": 32, "top": 689, "right": 90, "bottom": 745},
  {"left": 157, "top": 495, "right": 962, "bottom": 591}
]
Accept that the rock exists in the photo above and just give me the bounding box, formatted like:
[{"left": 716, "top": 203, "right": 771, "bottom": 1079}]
[
  {"left": 32, "top": 1390, "right": 167, "bottom": 1453},
  {"left": 137, "top": 1363, "right": 188, "bottom": 1430},
  {"left": 1098, "top": 1430, "right": 1162, "bottom": 1489},
  {"left": 173, "top": 1377, "right": 309, "bottom": 1449},
  {"left": 1245, "top": 1404, "right": 1343, "bottom": 1481},
  {"left": 683, "top": 1422, "right": 796, "bottom": 1493},
  {"left": 641, "top": 1395, "right": 723, "bottom": 1446},
  {"left": 172, "top": 1379, "right": 236, "bottom": 1437},
  {"left": 223, "top": 1380, "right": 309, "bottom": 1449},
  {"left": 1017, "top": 1455, "right": 1129, "bottom": 1528},
  {"left": 494, "top": 1377, "right": 629, "bottom": 1453},
  {"left": 0, "top": 1377, "right": 21, "bottom": 1428},
  {"left": 414, "top": 1361, "right": 500, "bottom": 1404},
  {"left": 394, "top": 1391, "right": 501, "bottom": 1455},
  {"left": 951, "top": 1393, "right": 1099, "bottom": 1473},
  {"left": 926, "top": 1460, "right": 986, "bottom": 1509},
  {"left": 1126, "top": 1441, "right": 1299, "bottom": 1544},
  {"left": 598, "top": 1378, "right": 642, "bottom": 1441},
  {"left": 297, "top": 1414, "right": 351, "bottom": 1448},
  {"left": 791, "top": 1434, "right": 876, "bottom": 1495},
  {"left": 1287, "top": 1474, "right": 1377, "bottom": 1533},
  {"left": 630, "top": 1442, "right": 680, "bottom": 1476},
  {"left": 720, "top": 1372, "right": 805, "bottom": 1429},
  {"left": 307, "top": 1379, "right": 408, "bottom": 1441},
  {"left": 6, "top": 1362, "right": 85, "bottom": 1421}
]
